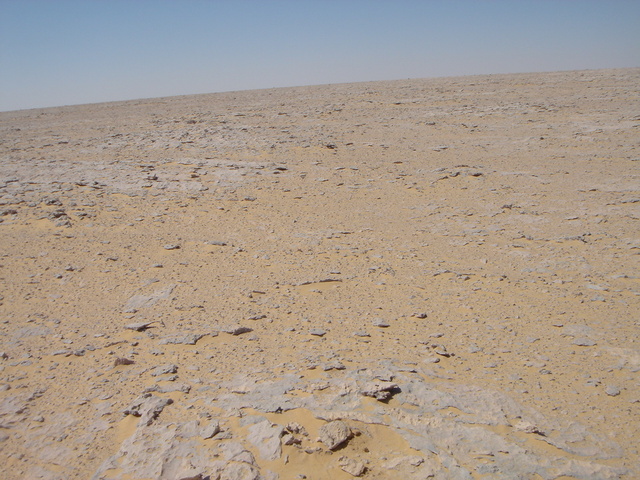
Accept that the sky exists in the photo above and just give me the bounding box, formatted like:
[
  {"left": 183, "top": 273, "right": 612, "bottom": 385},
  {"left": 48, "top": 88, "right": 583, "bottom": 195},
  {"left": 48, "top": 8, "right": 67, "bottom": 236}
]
[{"left": 1, "top": 0, "right": 639, "bottom": 112}]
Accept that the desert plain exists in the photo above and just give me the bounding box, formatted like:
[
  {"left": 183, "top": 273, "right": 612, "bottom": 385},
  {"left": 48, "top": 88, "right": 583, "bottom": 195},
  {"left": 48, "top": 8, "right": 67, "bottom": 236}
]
[{"left": 0, "top": 68, "right": 639, "bottom": 480}]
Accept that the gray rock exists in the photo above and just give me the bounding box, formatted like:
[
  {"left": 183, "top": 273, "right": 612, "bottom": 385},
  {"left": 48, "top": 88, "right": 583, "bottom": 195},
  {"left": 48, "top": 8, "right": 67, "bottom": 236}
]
[
  {"left": 338, "top": 456, "right": 366, "bottom": 476},
  {"left": 159, "top": 333, "right": 205, "bottom": 345},
  {"left": 605, "top": 385, "right": 621, "bottom": 396},
  {"left": 144, "top": 383, "right": 191, "bottom": 394},
  {"left": 221, "top": 324, "right": 253, "bottom": 335},
  {"left": 220, "top": 462, "right": 261, "bottom": 480},
  {"left": 309, "top": 329, "right": 326, "bottom": 336},
  {"left": 373, "top": 318, "right": 390, "bottom": 328},
  {"left": 318, "top": 420, "right": 352, "bottom": 450},
  {"left": 431, "top": 344, "right": 452, "bottom": 357},
  {"left": 573, "top": 338, "right": 597, "bottom": 346},
  {"left": 151, "top": 364, "right": 178, "bottom": 376},
  {"left": 353, "top": 331, "right": 370, "bottom": 337},
  {"left": 207, "top": 240, "right": 228, "bottom": 246},
  {"left": 361, "top": 380, "right": 400, "bottom": 401},
  {"left": 201, "top": 421, "right": 221, "bottom": 439},
  {"left": 125, "top": 321, "right": 157, "bottom": 332},
  {"left": 124, "top": 284, "right": 175, "bottom": 313},
  {"left": 247, "top": 419, "right": 284, "bottom": 460},
  {"left": 123, "top": 393, "right": 173, "bottom": 426}
]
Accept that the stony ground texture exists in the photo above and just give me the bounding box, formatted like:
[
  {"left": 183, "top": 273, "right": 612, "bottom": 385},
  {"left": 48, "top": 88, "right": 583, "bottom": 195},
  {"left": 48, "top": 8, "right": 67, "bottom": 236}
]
[{"left": 0, "top": 68, "right": 639, "bottom": 479}]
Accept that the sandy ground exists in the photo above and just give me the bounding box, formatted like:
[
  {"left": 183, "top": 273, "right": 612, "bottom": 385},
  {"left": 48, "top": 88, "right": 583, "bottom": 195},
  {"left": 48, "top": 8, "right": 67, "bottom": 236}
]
[{"left": 0, "top": 68, "right": 638, "bottom": 480}]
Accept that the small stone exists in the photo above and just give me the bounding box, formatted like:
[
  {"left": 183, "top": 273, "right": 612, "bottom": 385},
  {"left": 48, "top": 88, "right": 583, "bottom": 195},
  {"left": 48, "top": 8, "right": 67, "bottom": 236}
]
[
  {"left": 221, "top": 325, "right": 253, "bottom": 335},
  {"left": 318, "top": 420, "right": 352, "bottom": 450},
  {"left": 338, "top": 456, "right": 366, "bottom": 477},
  {"left": 151, "top": 364, "right": 178, "bottom": 376},
  {"left": 514, "top": 421, "right": 545, "bottom": 435},
  {"left": 114, "top": 357, "right": 135, "bottom": 366},
  {"left": 282, "top": 433, "right": 301, "bottom": 445},
  {"left": 286, "top": 423, "right": 308, "bottom": 436},
  {"left": 309, "top": 329, "right": 326, "bottom": 337},
  {"left": 123, "top": 393, "right": 173, "bottom": 426},
  {"left": 163, "top": 244, "right": 180, "bottom": 250},
  {"left": 201, "top": 421, "right": 221, "bottom": 439},
  {"left": 373, "top": 318, "right": 390, "bottom": 328},
  {"left": 605, "top": 385, "right": 621, "bottom": 396},
  {"left": 178, "top": 475, "right": 204, "bottom": 480},
  {"left": 125, "top": 321, "right": 157, "bottom": 332},
  {"left": 159, "top": 333, "right": 205, "bottom": 345},
  {"left": 573, "top": 338, "right": 596, "bottom": 346},
  {"left": 432, "top": 344, "right": 452, "bottom": 357},
  {"left": 361, "top": 380, "right": 400, "bottom": 401}
]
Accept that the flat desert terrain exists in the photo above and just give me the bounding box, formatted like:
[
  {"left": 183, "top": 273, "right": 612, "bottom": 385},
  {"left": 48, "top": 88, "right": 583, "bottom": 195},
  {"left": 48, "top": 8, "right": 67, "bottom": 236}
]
[{"left": 1, "top": 68, "right": 639, "bottom": 480}]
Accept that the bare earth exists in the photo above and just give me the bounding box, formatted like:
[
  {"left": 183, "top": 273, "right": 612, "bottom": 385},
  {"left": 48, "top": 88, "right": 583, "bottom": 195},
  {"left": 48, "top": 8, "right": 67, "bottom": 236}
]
[{"left": 1, "top": 68, "right": 639, "bottom": 480}]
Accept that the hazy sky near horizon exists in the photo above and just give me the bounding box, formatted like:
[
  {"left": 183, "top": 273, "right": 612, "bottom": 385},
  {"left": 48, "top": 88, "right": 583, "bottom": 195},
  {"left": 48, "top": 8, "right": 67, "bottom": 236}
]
[{"left": 1, "top": 0, "right": 639, "bottom": 111}]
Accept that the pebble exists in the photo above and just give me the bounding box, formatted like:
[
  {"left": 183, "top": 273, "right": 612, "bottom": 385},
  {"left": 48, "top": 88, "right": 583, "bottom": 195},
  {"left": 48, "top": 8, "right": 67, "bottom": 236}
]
[
  {"left": 432, "top": 344, "right": 452, "bottom": 357},
  {"left": 163, "top": 244, "right": 180, "bottom": 250},
  {"left": 373, "top": 318, "right": 390, "bottom": 328},
  {"left": 125, "top": 321, "right": 156, "bottom": 332},
  {"left": 605, "top": 385, "right": 621, "bottom": 397},
  {"left": 221, "top": 325, "right": 253, "bottom": 336},
  {"left": 573, "top": 338, "right": 596, "bottom": 346},
  {"left": 114, "top": 358, "right": 135, "bottom": 366},
  {"left": 151, "top": 364, "right": 178, "bottom": 376},
  {"left": 309, "top": 329, "right": 326, "bottom": 337}
]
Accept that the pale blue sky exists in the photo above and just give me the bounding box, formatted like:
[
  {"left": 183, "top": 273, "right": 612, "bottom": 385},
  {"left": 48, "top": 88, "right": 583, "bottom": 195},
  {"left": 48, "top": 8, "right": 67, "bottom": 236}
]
[{"left": 1, "top": 0, "right": 639, "bottom": 111}]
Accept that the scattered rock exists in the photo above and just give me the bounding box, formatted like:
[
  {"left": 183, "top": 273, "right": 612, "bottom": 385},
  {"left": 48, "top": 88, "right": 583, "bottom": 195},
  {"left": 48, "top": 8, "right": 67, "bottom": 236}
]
[
  {"left": 514, "top": 420, "right": 545, "bottom": 435},
  {"left": 123, "top": 393, "right": 173, "bottom": 426},
  {"left": 247, "top": 419, "right": 284, "bottom": 460},
  {"left": 605, "top": 385, "right": 621, "bottom": 397},
  {"left": 144, "top": 383, "right": 191, "bottom": 394},
  {"left": 286, "top": 422, "right": 308, "bottom": 436},
  {"left": 573, "top": 338, "right": 597, "bottom": 347},
  {"left": 431, "top": 344, "right": 452, "bottom": 357},
  {"left": 372, "top": 318, "right": 390, "bottom": 328},
  {"left": 361, "top": 380, "right": 400, "bottom": 401},
  {"left": 338, "top": 456, "right": 366, "bottom": 477},
  {"left": 114, "top": 357, "right": 135, "bottom": 366},
  {"left": 124, "top": 284, "right": 175, "bottom": 313},
  {"left": 163, "top": 244, "right": 181, "bottom": 250},
  {"left": 309, "top": 329, "right": 326, "bottom": 337},
  {"left": 318, "top": 420, "right": 352, "bottom": 450},
  {"left": 151, "top": 364, "right": 178, "bottom": 376},
  {"left": 221, "top": 325, "right": 253, "bottom": 335},
  {"left": 159, "top": 333, "right": 205, "bottom": 345},
  {"left": 125, "top": 321, "right": 158, "bottom": 332},
  {"left": 201, "top": 421, "right": 221, "bottom": 439}
]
